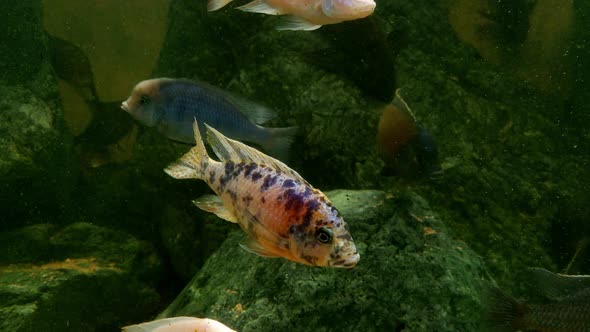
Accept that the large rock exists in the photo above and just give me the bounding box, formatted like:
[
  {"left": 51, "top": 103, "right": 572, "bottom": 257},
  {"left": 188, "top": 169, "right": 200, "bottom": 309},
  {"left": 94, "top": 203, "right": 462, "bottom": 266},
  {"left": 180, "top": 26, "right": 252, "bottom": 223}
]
[
  {"left": 0, "top": 84, "right": 74, "bottom": 230},
  {"left": 0, "top": 0, "right": 74, "bottom": 230},
  {"left": 0, "top": 85, "right": 59, "bottom": 177},
  {"left": 0, "top": 223, "right": 163, "bottom": 332},
  {"left": 159, "top": 190, "right": 488, "bottom": 331}
]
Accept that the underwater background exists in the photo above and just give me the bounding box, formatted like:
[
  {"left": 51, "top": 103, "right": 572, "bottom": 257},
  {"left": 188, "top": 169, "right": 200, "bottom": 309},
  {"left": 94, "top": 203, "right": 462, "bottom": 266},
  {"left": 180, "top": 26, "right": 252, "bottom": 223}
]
[{"left": 0, "top": 0, "right": 589, "bottom": 331}]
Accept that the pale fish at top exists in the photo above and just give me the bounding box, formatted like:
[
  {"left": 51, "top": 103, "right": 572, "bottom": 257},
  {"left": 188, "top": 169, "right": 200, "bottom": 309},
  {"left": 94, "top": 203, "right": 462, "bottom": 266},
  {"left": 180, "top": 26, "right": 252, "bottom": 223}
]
[
  {"left": 122, "top": 316, "right": 236, "bottom": 332},
  {"left": 165, "top": 120, "right": 360, "bottom": 268},
  {"left": 121, "top": 78, "right": 297, "bottom": 160},
  {"left": 208, "top": 0, "right": 376, "bottom": 31}
]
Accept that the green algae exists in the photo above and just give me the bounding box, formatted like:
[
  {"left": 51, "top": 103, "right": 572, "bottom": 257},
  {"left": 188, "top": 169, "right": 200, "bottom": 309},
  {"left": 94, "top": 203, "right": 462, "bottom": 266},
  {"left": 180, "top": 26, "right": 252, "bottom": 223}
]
[{"left": 160, "top": 190, "right": 488, "bottom": 331}]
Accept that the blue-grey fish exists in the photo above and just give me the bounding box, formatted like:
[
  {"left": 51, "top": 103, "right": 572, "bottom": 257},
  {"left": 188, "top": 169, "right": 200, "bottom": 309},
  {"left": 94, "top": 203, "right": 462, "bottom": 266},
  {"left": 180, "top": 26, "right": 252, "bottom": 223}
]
[{"left": 121, "top": 78, "right": 297, "bottom": 159}]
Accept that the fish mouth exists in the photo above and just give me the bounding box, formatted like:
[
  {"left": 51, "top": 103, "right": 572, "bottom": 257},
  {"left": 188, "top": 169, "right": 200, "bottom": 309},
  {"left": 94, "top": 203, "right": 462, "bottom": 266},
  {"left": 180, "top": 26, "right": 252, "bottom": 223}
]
[
  {"left": 121, "top": 101, "right": 129, "bottom": 111},
  {"left": 329, "top": 252, "right": 360, "bottom": 269}
]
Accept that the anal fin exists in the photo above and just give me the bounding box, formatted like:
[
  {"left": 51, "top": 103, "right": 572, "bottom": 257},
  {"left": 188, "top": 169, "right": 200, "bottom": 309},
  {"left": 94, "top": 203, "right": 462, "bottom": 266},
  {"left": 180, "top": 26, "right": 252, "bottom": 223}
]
[
  {"left": 208, "top": 0, "right": 233, "bottom": 11},
  {"left": 193, "top": 195, "right": 238, "bottom": 223},
  {"left": 276, "top": 16, "right": 322, "bottom": 31}
]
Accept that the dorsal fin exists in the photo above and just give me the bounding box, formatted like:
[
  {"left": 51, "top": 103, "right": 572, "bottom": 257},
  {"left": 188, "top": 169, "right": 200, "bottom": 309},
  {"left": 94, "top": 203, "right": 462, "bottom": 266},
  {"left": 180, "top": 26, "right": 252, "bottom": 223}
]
[
  {"left": 529, "top": 267, "right": 590, "bottom": 300},
  {"left": 392, "top": 88, "right": 417, "bottom": 122},
  {"left": 204, "top": 123, "right": 307, "bottom": 183}
]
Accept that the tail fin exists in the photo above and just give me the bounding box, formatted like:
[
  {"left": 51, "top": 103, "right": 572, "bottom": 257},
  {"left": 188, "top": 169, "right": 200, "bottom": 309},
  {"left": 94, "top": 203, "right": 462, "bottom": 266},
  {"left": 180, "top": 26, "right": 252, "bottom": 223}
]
[
  {"left": 262, "top": 126, "right": 298, "bottom": 161},
  {"left": 164, "top": 120, "right": 209, "bottom": 180},
  {"left": 482, "top": 286, "right": 525, "bottom": 332}
]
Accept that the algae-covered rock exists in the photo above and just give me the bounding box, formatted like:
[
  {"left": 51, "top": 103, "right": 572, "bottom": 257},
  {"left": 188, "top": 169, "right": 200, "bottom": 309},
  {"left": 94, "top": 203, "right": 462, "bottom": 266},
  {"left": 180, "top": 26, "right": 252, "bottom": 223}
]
[
  {"left": 0, "top": 0, "right": 77, "bottom": 231},
  {"left": 0, "top": 1, "right": 46, "bottom": 85},
  {"left": 159, "top": 202, "right": 235, "bottom": 282},
  {"left": 159, "top": 190, "right": 488, "bottom": 331},
  {"left": 0, "top": 223, "right": 162, "bottom": 332},
  {"left": 0, "top": 84, "right": 74, "bottom": 230},
  {"left": 0, "top": 85, "right": 58, "bottom": 176}
]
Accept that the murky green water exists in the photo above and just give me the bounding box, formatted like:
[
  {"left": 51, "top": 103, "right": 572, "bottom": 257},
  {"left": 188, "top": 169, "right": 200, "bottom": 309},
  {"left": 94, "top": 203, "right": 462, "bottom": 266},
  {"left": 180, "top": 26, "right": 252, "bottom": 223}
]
[{"left": 1, "top": 1, "right": 588, "bottom": 331}]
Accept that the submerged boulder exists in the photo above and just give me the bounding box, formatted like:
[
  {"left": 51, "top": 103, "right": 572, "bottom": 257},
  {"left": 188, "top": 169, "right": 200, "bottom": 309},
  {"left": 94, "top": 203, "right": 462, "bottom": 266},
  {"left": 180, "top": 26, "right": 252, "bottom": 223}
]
[
  {"left": 0, "top": 222, "right": 162, "bottom": 332},
  {"left": 0, "top": 85, "right": 60, "bottom": 177},
  {"left": 0, "top": 0, "right": 75, "bottom": 231},
  {"left": 159, "top": 190, "right": 487, "bottom": 331},
  {"left": 0, "top": 84, "right": 74, "bottom": 230}
]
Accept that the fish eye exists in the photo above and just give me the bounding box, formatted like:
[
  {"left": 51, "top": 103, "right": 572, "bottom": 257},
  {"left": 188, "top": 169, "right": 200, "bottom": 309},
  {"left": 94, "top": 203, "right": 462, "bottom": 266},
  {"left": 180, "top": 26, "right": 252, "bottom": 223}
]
[
  {"left": 139, "top": 95, "right": 150, "bottom": 105},
  {"left": 316, "top": 227, "right": 334, "bottom": 244}
]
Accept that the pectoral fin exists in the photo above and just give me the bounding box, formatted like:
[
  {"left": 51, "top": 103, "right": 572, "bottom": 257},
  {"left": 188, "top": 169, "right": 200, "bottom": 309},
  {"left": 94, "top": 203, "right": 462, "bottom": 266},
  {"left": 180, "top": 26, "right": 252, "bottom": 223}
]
[
  {"left": 193, "top": 195, "right": 238, "bottom": 223},
  {"left": 238, "top": 208, "right": 290, "bottom": 259},
  {"left": 239, "top": 240, "right": 280, "bottom": 258},
  {"left": 276, "top": 16, "right": 322, "bottom": 31}
]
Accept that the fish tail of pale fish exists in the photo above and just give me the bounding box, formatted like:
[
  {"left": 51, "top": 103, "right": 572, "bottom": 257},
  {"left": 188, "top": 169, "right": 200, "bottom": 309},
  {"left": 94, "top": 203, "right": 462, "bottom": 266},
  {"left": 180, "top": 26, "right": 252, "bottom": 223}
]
[
  {"left": 260, "top": 126, "right": 298, "bottom": 161},
  {"left": 164, "top": 120, "right": 210, "bottom": 180},
  {"left": 207, "top": 0, "right": 234, "bottom": 11}
]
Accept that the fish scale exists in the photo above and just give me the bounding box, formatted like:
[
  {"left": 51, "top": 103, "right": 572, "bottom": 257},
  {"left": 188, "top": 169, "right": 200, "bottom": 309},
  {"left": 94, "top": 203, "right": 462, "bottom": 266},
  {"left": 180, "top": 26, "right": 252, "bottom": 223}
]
[
  {"left": 121, "top": 77, "right": 297, "bottom": 160},
  {"left": 208, "top": 161, "right": 319, "bottom": 239},
  {"left": 214, "top": 162, "right": 342, "bottom": 265},
  {"left": 486, "top": 268, "right": 590, "bottom": 331},
  {"left": 164, "top": 120, "right": 359, "bottom": 268},
  {"left": 207, "top": 0, "right": 376, "bottom": 31}
]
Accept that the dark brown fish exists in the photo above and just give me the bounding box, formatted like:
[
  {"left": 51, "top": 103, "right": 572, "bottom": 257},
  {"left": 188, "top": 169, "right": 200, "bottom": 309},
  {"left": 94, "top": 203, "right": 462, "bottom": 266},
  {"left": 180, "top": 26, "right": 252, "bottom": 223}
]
[
  {"left": 376, "top": 89, "right": 441, "bottom": 177},
  {"left": 485, "top": 268, "right": 590, "bottom": 332}
]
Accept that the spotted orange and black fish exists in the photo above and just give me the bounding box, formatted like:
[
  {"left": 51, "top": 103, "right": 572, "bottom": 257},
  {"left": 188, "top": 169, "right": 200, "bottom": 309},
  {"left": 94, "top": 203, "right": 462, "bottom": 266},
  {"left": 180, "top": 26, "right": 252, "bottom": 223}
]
[{"left": 165, "top": 120, "right": 359, "bottom": 268}]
